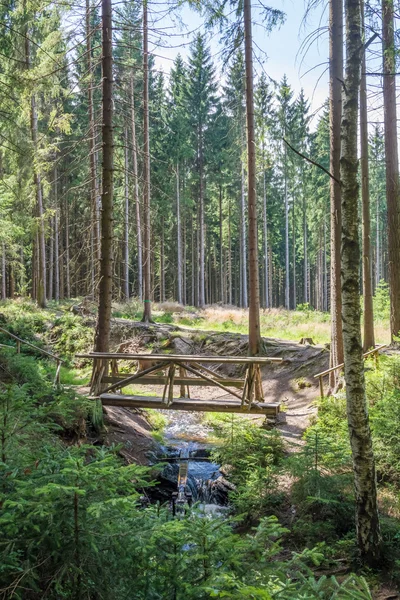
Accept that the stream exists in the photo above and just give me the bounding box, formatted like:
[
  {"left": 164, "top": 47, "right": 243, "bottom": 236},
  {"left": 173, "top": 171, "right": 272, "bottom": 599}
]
[{"left": 153, "top": 411, "right": 233, "bottom": 510}]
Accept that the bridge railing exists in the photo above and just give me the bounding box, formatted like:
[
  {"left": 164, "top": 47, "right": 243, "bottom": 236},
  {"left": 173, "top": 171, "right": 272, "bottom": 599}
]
[
  {"left": 77, "top": 352, "right": 283, "bottom": 415},
  {"left": 313, "top": 344, "right": 387, "bottom": 398},
  {"left": 0, "top": 326, "right": 65, "bottom": 385}
]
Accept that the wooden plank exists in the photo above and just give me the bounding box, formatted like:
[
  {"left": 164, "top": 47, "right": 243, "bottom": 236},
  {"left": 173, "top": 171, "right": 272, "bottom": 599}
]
[
  {"left": 101, "top": 376, "right": 245, "bottom": 387},
  {"left": 76, "top": 352, "right": 283, "bottom": 364},
  {"left": 100, "top": 394, "right": 280, "bottom": 415}
]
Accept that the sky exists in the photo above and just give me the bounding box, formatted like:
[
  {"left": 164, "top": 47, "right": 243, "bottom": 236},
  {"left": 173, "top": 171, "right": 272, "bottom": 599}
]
[{"left": 148, "top": 0, "right": 330, "bottom": 129}]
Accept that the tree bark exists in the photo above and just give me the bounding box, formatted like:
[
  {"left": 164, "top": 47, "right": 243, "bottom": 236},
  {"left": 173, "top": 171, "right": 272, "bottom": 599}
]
[
  {"left": 329, "top": 0, "right": 344, "bottom": 387},
  {"left": 199, "top": 127, "right": 205, "bottom": 308},
  {"left": 1, "top": 244, "right": 6, "bottom": 300},
  {"left": 55, "top": 207, "right": 59, "bottom": 301},
  {"left": 244, "top": 0, "right": 262, "bottom": 355},
  {"left": 94, "top": 0, "right": 114, "bottom": 352},
  {"left": 177, "top": 162, "right": 183, "bottom": 304},
  {"left": 48, "top": 215, "right": 54, "bottom": 301},
  {"left": 341, "top": 0, "right": 381, "bottom": 565},
  {"left": 123, "top": 127, "right": 130, "bottom": 300},
  {"left": 284, "top": 143, "right": 290, "bottom": 309},
  {"left": 360, "top": 0, "right": 375, "bottom": 350},
  {"left": 142, "top": 0, "right": 152, "bottom": 322},
  {"left": 263, "top": 171, "right": 269, "bottom": 309},
  {"left": 382, "top": 0, "right": 400, "bottom": 341},
  {"left": 30, "top": 95, "right": 46, "bottom": 308},
  {"left": 86, "top": 0, "right": 100, "bottom": 297},
  {"left": 65, "top": 198, "right": 71, "bottom": 298},
  {"left": 131, "top": 73, "right": 142, "bottom": 301},
  {"left": 240, "top": 161, "right": 248, "bottom": 308},
  {"left": 219, "top": 183, "right": 224, "bottom": 304}
]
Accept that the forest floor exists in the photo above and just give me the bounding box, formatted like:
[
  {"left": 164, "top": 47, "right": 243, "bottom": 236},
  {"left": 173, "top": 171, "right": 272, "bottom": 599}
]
[{"left": 0, "top": 299, "right": 398, "bottom": 598}]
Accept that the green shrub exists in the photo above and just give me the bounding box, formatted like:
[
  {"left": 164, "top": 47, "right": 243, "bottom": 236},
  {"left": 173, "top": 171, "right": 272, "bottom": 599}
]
[
  {"left": 211, "top": 418, "right": 284, "bottom": 518},
  {"left": 49, "top": 313, "right": 93, "bottom": 359}
]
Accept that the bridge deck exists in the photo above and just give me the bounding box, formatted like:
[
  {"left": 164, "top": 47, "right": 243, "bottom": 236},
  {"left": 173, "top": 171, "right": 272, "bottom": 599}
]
[{"left": 100, "top": 394, "right": 280, "bottom": 415}]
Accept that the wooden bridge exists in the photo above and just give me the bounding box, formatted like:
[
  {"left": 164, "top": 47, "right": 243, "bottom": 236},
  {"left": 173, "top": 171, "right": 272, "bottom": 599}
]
[{"left": 77, "top": 352, "right": 283, "bottom": 416}]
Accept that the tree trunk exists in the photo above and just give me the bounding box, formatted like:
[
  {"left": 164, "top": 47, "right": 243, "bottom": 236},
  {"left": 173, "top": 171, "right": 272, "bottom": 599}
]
[
  {"left": 228, "top": 199, "right": 232, "bottom": 305},
  {"left": 123, "top": 127, "right": 130, "bottom": 300},
  {"left": 160, "top": 219, "right": 165, "bottom": 302},
  {"left": 292, "top": 195, "right": 296, "bottom": 309},
  {"left": 360, "top": 0, "right": 375, "bottom": 350},
  {"left": 303, "top": 184, "right": 308, "bottom": 304},
  {"left": 341, "top": 0, "right": 381, "bottom": 565},
  {"left": 65, "top": 199, "right": 71, "bottom": 298},
  {"left": 199, "top": 129, "right": 205, "bottom": 308},
  {"left": 142, "top": 0, "right": 152, "bottom": 322},
  {"left": 55, "top": 207, "right": 59, "bottom": 301},
  {"left": 244, "top": 0, "right": 262, "bottom": 355},
  {"left": 131, "top": 73, "right": 142, "bottom": 301},
  {"left": 48, "top": 216, "right": 54, "bottom": 301},
  {"left": 219, "top": 183, "right": 224, "bottom": 304},
  {"left": 240, "top": 161, "right": 248, "bottom": 308},
  {"left": 284, "top": 145, "right": 290, "bottom": 309},
  {"left": 329, "top": 0, "right": 344, "bottom": 387},
  {"left": 94, "top": 0, "right": 114, "bottom": 352},
  {"left": 86, "top": 0, "right": 100, "bottom": 297},
  {"left": 1, "top": 244, "right": 6, "bottom": 299},
  {"left": 177, "top": 162, "right": 183, "bottom": 304},
  {"left": 30, "top": 94, "right": 46, "bottom": 308},
  {"left": 382, "top": 0, "right": 400, "bottom": 341},
  {"left": 263, "top": 171, "right": 269, "bottom": 309},
  {"left": 376, "top": 193, "right": 380, "bottom": 287}
]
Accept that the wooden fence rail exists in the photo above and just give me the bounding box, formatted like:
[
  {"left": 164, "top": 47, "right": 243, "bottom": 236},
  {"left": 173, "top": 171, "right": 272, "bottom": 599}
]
[
  {"left": 314, "top": 344, "right": 387, "bottom": 398},
  {"left": 0, "top": 326, "right": 64, "bottom": 385}
]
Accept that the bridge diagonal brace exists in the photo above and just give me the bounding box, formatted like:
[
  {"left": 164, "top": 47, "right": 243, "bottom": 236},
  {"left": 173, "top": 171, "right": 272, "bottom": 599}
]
[
  {"left": 102, "top": 361, "right": 170, "bottom": 395},
  {"left": 182, "top": 363, "right": 242, "bottom": 401}
]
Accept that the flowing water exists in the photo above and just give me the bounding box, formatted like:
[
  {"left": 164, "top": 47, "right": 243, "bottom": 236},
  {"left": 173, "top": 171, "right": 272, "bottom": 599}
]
[{"left": 157, "top": 410, "right": 228, "bottom": 506}]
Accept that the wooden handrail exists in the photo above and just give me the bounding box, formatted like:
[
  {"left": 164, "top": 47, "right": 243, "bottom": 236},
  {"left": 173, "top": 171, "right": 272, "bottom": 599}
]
[
  {"left": 314, "top": 344, "right": 387, "bottom": 398},
  {"left": 0, "top": 326, "right": 65, "bottom": 384},
  {"left": 314, "top": 344, "right": 387, "bottom": 379},
  {"left": 76, "top": 352, "right": 283, "bottom": 364}
]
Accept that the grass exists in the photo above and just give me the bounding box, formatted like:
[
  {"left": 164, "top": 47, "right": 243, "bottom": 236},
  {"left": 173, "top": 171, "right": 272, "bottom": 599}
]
[
  {"left": 112, "top": 300, "right": 390, "bottom": 346},
  {"left": 173, "top": 306, "right": 390, "bottom": 345},
  {"left": 60, "top": 366, "right": 92, "bottom": 386}
]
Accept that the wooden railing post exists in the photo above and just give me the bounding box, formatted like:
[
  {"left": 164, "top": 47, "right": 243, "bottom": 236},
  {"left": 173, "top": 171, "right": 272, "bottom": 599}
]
[
  {"left": 319, "top": 375, "right": 324, "bottom": 399},
  {"left": 16, "top": 340, "right": 21, "bottom": 354},
  {"left": 54, "top": 359, "right": 61, "bottom": 386}
]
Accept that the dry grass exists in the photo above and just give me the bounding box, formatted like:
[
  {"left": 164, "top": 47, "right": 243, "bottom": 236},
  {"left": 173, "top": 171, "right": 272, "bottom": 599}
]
[
  {"left": 175, "top": 305, "right": 390, "bottom": 346},
  {"left": 111, "top": 299, "right": 390, "bottom": 346}
]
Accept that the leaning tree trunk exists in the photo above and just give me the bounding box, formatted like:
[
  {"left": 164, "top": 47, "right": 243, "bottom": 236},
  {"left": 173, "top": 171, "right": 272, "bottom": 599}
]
[
  {"left": 360, "top": 0, "right": 375, "bottom": 351},
  {"left": 94, "top": 0, "right": 114, "bottom": 352},
  {"left": 244, "top": 0, "right": 261, "bottom": 355},
  {"left": 341, "top": 0, "right": 381, "bottom": 565},
  {"left": 382, "top": 0, "right": 400, "bottom": 342},
  {"left": 329, "top": 0, "right": 344, "bottom": 389},
  {"left": 141, "top": 0, "right": 152, "bottom": 322}
]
